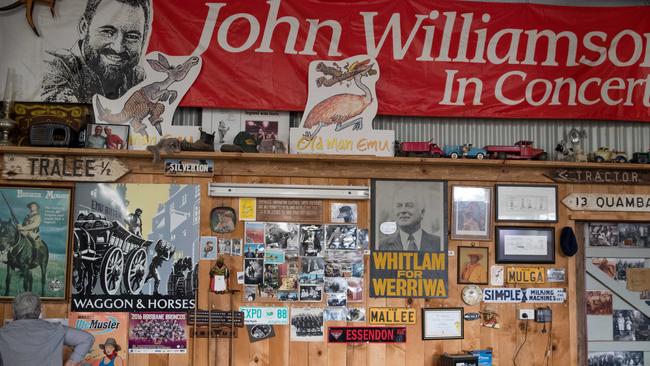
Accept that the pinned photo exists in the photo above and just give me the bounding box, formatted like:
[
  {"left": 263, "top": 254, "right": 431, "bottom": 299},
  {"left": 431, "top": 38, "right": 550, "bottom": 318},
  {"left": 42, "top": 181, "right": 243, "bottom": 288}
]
[
  {"left": 300, "top": 225, "right": 324, "bottom": 256},
  {"left": 218, "top": 238, "right": 231, "bottom": 255},
  {"left": 244, "top": 259, "right": 264, "bottom": 285},
  {"left": 245, "top": 222, "right": 265, "bottom": 244},
  {"left": 200, "top": 236, "right": 217, "bottom": 260},
  {"left": 244, "top": 244, "right": 265, "bottom": 259},
  {"left": 325, "top": 225, "right": 358, "bottom": 250},
  {"left": 299, "top": 285, "right": 323, "bottom": 302},
  {"left": 265, "top": 223, "right": 299, "bottom": 249},
  {"left": 231, "top": 239, "right": 243, "bottom": 256},
  {"left": 331, "top": 203, "right": 357, "bottom": 224},
  {"left": 327, "top": 293, "right": 347, "bottom": 307}
]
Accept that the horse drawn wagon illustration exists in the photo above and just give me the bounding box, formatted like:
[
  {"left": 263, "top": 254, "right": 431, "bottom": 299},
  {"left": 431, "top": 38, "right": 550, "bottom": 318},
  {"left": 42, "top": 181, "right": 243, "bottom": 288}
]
[{"left": 73, "top": 212, "right": 156, "bottom": 296}]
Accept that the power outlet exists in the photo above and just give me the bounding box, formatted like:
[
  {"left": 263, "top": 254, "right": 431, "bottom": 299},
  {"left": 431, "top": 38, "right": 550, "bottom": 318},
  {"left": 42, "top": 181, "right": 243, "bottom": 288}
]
[{"left": 519, "top": 309, "right": 534, "bottom": 320}]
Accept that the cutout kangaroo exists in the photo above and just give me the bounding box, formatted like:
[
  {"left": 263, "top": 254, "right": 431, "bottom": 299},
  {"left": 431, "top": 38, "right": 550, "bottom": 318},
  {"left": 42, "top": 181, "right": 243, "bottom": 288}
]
[{"left": 95, "top": 54, "right": 200, "bottom": 136}]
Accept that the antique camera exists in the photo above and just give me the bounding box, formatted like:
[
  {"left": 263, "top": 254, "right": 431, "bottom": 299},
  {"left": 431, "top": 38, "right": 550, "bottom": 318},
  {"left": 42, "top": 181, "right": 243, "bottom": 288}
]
[{"left": 29, "top": 123, "right": 76, "bottom": 147}]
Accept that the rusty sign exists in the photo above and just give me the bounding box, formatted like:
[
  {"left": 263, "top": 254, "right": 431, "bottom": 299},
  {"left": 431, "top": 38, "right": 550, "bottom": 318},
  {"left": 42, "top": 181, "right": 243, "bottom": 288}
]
[
  {"left": 506, "top": 267, "right": 545, "bottom": 284},
  {"left": 545, "top": 169, "right": 650, "bottom": 185}
]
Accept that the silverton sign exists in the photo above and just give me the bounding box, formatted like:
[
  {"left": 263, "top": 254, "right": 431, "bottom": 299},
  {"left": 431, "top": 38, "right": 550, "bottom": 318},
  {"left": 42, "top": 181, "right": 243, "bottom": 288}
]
[{"left": 545, "top": 169, "right": 650, "bottom": 185}]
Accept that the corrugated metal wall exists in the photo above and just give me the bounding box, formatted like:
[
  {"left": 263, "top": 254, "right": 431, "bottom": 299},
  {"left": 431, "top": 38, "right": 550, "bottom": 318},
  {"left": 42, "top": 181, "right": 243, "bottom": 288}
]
[{"left": 289, "top": 112, "right": 650, "bottom": 157}]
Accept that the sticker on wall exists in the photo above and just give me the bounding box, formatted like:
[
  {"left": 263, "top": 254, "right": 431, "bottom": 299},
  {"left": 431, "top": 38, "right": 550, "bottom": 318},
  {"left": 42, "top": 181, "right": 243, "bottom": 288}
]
[
  {"left": 200, "top": 236, "right": 217, "bottom": 260},
  {"left": 211, "top": 207, "right": 236, "bottom": 233},
  {"left": 239, "top": 198, "right": 257, "bottom": 221},
  {"left": 247, "top": 325, "right": 275, "bottom": 343},
  {"left": 546, "top": 268, "right": 566, "bottom": 283},
  {"left": 490, "top": 265, "right": 504, "bottom": 286},
  {"left": 290, "top": 55, "right": 394, "bottom": 156},
  {"left": 328, "top": 326, "right": 406, "bottom": 343}
]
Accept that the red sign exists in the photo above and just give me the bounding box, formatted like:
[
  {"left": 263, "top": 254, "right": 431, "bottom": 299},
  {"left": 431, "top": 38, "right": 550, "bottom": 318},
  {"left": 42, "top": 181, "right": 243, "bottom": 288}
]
[
  {"left": 328, "top": 326, "right": 407, "bottom": 343},
  {"left": 149, "top": 0, "right": 650, "bottom": 122}
]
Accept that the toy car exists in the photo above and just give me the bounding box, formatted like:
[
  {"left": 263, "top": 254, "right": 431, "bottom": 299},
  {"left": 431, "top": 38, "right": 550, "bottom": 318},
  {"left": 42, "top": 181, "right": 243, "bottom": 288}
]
[
  {"left": 484, "top": 140, "right": 548, "bottom": 160},
  {"left": 631, "top": 149, "right": 650, "bottom": 164},
  {"left": 589, "top": 147, "right": 628, "bottom": 163},
  {"left": 443, "top": 144, "right": 487, "bottom": 159},
  {"left": 395, "top": 140, "right": 444, "bottom": 158}
]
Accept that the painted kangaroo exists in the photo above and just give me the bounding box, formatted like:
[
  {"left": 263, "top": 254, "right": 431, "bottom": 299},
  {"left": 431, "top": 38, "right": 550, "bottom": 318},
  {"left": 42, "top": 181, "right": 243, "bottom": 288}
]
[{"left": 95, "top": 54, "right": 200, "bottom": 136}]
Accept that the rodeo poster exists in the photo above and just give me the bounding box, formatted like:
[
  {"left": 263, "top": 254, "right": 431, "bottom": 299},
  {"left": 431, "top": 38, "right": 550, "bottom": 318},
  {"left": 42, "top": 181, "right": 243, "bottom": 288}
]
[
  {"left": 0, "top": 187, "right": 71, "bottom": 299},
  {"left": 71, "top": 183, "right": 199, "bottom": 312},
  {"left": 69, "top": 312, "right": 129, "bottom": 366}
]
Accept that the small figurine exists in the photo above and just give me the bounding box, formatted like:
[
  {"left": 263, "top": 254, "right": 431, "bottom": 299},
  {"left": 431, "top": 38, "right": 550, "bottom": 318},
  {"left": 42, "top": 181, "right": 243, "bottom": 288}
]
[
  {"left": 180, "top": 128, "right": 215, "bottom": 151},
  {"left": 146, "top": 137, "right": 181, "bottom": 164},
  {"left": 480, "top": 305, "right": 501, "bottom": 329},
  {"left": 210, "top": 256, "right": 230, "bottom": 294},
  {"left": 395, "top": 140, "right": 444, "bottom": 158},
  {"left": 484, "top": 140, "right": 548, "bottom": 160},
  {"left": 589, "top": 147, "right": 628, "bottom": 163},
  {"left": 555, "top": 128, "right": 587, "bottom": 162}
]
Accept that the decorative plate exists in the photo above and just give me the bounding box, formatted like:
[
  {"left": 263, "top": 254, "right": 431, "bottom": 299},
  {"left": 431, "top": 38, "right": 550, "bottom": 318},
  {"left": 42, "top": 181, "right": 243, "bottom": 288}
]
[{"left": 462, "top": 285, "right": 483, "bottom": 306}]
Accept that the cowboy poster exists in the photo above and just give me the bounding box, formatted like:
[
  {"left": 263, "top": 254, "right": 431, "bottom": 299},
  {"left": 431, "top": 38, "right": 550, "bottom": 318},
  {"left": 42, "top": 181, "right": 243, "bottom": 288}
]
[
  {"left": 128, "top": 312, "right": 188, "bottom": 353},
  {"left": 71, "top": 183, "right": 199, "bottom": 312},
  {"left": 69, "top": 312, "right": 129, "bottom": 366},
  {"left": 0, "top": 187, "right": 71, "bottom": 299}
]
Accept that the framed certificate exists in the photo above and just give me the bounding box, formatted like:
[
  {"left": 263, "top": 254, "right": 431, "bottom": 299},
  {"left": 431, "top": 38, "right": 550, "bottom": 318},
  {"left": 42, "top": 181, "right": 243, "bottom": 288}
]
[
  {"left": 495, "top": 185, "right": 557, "bottom": 222},
  {"left": 495, "top": 227, "right": 555, "bottom": 264},
  {"left": 422, "top": 308, "right": 464, "bottom": 340}
]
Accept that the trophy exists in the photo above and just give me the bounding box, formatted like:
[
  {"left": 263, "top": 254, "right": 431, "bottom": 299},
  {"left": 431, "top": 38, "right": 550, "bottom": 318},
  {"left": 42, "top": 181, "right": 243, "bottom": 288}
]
[{"left": 0, "top": 69, "right": 17, "bottom": 146}]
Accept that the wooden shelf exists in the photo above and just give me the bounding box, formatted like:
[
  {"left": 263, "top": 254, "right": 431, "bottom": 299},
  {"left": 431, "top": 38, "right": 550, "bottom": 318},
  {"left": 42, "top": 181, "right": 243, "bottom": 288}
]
[{"left": 1, "top": 146, "right": 650, "bottom": 171}]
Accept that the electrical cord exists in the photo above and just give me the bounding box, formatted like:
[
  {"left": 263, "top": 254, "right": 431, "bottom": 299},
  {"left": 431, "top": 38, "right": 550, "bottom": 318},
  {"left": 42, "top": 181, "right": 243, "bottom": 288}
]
[
  {"left": 544, "top": 320, "right": 553, "bottom": 366},
  {"left": 513, "top": 320, "right": 529, "bottom": 366}
]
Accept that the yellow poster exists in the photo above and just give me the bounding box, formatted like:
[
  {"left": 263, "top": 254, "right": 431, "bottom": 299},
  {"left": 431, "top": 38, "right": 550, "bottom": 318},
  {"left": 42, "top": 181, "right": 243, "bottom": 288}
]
[{"left": 239, "top": 198, "right": 257, "bottom": 221}]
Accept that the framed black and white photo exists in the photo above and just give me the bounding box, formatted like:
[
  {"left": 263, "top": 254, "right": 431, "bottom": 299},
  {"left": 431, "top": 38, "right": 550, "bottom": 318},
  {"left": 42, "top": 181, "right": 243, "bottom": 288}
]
[
  {"left": 451, "top": 186, "right": 492, "bottom": 241},
  {"left": 496, "top": 227, "right": 555, "bottom": 264},
  {"left": 85, "top": 123, "right": 129, "bottom": 150},
  {"left": 372, "top": 180, "right": 447, "bottom": 252},
  {"left": 422, "top": 308, "right": 464, "bottom": 340},
  {"left": 495, "top": 185, "right": 557, "bottom": 222}
]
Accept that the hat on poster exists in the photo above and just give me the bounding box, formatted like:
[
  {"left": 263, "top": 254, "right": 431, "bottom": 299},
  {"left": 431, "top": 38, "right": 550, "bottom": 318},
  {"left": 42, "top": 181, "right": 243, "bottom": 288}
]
[{"left": 560, "top": 226, "right": 578, "bottom": 257}]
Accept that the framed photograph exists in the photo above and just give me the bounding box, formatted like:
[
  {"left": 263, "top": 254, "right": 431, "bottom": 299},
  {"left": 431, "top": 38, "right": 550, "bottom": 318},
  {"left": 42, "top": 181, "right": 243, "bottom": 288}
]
[
  {"left": 85, "top": 123, "right": 129, "bottom": 149},
  {"left": 495, "top": 227, "right": 555, "bottom": 264},
  {"left": 451, "top": 186, "right": 492, "bottom": 240},
  {"left": 457, "top": 246, "right": 489, "bottom": 285},
  {"left": 372, "top": 179, "right": 447, "bottom": 252},
  {"left": 422, "top": 308, "right": 464, "bottom": 340},
  {"left": 0, "top": 186, "right": 71, "bottom": 299},
  {"left": 242, "top": 110, "right": 290, "bottom": 154},
  {"left": 495, "top": 185, "right": 557, "bottom": 222},
  {"left": 585, "top": 223, "right": 619, "bottom": 247}
]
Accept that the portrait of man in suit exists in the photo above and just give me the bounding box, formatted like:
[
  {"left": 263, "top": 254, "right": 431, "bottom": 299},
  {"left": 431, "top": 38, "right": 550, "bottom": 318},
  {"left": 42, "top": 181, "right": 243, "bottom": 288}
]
[{"left": 374, "top": 180, "right": 446, "bottom": 252}]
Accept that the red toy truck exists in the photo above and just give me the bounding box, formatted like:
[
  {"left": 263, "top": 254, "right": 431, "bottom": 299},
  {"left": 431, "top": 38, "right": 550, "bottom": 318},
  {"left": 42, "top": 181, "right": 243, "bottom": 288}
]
[
  {"left": 396, "top": 140, "right": 445, "bottom": 158},
  {"left": 484, "top": 140, "right": 548, "bottom": 160}
]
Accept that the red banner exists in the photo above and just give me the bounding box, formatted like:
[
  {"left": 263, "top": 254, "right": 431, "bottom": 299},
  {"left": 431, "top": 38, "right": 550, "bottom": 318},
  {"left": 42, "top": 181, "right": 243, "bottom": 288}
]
[{"left": 149, "top": 0, "right": 650, "bottom": 121}]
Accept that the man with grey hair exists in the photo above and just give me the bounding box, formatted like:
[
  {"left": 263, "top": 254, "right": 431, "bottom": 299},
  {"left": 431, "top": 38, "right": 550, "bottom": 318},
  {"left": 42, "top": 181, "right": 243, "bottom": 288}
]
[
  {"left": 378, "top": 189, "right": 442, "bottom": 252},
  {"left": 0, "top": 292, "right": 94, "bottom": 366}
]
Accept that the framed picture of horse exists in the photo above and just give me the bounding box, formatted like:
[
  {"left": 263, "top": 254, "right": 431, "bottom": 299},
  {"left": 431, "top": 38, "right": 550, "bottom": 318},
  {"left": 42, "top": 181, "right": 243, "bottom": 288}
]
[{"left": 0, "top": 186, "right": 72, "bottom": 300}]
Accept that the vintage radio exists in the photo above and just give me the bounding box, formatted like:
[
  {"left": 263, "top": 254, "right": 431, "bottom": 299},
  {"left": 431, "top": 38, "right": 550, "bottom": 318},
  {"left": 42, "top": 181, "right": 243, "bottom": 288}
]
[{"left": 29, "top": 123, "right": 76, "bottom": 147}]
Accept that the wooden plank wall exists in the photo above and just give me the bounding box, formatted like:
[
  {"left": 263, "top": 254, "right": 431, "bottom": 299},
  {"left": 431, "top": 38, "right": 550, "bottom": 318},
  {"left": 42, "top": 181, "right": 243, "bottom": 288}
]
[{"left": 1, "top": 152, "right": 649, "bottom": 366}]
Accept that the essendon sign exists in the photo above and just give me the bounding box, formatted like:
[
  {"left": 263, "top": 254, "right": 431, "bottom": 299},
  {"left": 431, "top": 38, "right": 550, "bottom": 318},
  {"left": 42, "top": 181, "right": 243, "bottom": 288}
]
[{"left": 328, "top": 327, "right": 407, "bottom": 343}]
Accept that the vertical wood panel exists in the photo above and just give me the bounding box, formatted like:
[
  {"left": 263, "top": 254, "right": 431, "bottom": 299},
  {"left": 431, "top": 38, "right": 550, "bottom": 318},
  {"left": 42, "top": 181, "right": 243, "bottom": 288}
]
[{"left": 0, "top": 154, "right": 636, "bottom": 366}]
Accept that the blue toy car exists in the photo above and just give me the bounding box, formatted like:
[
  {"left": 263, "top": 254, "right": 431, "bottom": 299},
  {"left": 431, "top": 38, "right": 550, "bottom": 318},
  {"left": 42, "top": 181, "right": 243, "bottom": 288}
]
[{"left": 443, "top": 144, "right": 487, "bottom": 159}]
